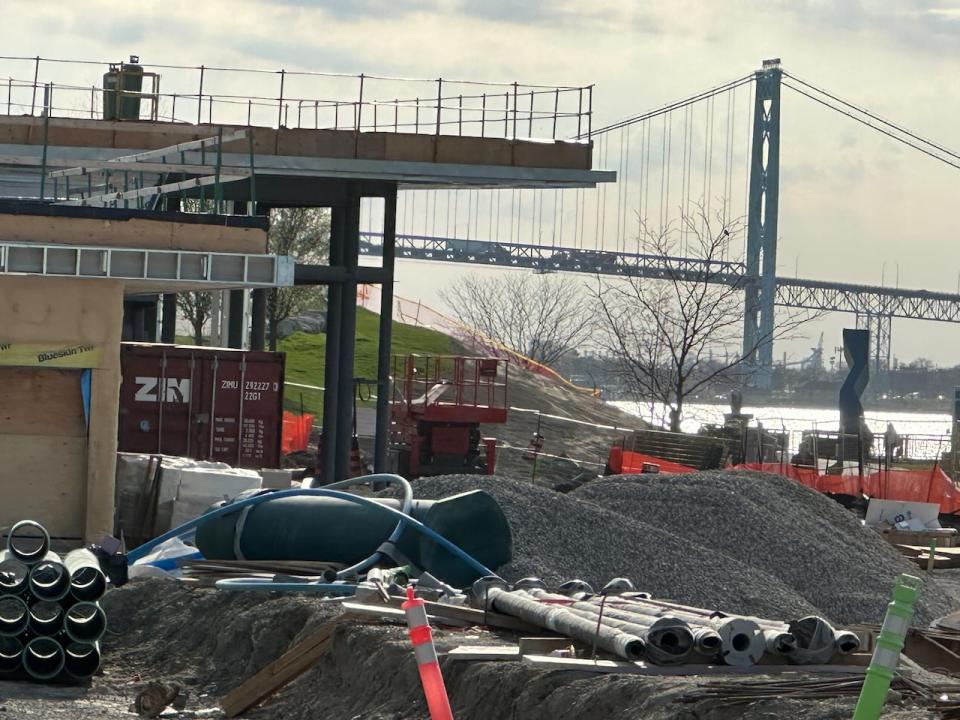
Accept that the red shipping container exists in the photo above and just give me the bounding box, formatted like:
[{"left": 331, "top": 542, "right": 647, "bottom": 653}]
[{"left": 118, "top": 343, "right": 285, "bottom": 469}]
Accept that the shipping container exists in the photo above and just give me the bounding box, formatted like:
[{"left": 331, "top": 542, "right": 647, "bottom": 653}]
[{"left": 118, "top": 343, "right": 285, "bottom": 469}]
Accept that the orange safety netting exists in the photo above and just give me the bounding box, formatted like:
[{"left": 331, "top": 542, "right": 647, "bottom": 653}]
[
  {"left": 735, "top": 462, "right": 960, "bottom": 514},
  {"left": 281, "top": 411, "right": 314, "bottom": 454},
  {"left": 356, "top": 284, "right": 599, "bottom": 396}
]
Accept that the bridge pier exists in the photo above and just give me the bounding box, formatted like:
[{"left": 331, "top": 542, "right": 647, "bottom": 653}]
[{"left": 743, "top": 59, "right": 782, "bottom": 388}]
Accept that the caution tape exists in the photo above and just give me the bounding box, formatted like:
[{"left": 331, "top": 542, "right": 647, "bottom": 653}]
[{"left": 0, "top": 342, "right": 104, "bottom": 368}]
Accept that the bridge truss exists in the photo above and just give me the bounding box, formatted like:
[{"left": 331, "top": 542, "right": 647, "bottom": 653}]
[{"left": 359, "top": 232, "right": 960, "bottom": 324}]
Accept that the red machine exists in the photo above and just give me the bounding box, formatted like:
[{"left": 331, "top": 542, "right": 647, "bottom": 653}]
[{"left": 390, "top": 355, "right": 508, "bottom": 478}]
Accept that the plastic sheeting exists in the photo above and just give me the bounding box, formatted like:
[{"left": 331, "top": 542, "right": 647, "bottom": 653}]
[{"left": 281, "top": 411, "right": 314, "bottom": 454}]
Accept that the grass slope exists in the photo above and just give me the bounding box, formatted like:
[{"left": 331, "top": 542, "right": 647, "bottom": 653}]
[{"left": 281, "top": 308, "right": 454, "bottom": 416}]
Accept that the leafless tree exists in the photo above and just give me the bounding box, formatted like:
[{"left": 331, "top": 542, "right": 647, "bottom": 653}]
[
  {"left": 440, "top": 273, "right": 591, "bottom": 366},
  {"left": 177, "top": 292, "right": 212, "bottom": 345},
  {"left": 591, "top": 206, "right": 818, "bottom": 432},
  {"left": 267, "top": 208, "right": 331, "bottom": 350}
]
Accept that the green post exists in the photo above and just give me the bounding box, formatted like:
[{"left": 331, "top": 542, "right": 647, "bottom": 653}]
[
  {"left": 213, "top": 127, "right": 224, "bottom": 214},
  {"left": 852, "top": 574, "right": 921, "bottom": 720}
]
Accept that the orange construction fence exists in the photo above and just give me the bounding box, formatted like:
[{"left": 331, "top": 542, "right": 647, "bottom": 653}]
[
  {"left": 606, "top": 447, "right": 960, "bottom": 515},
  {"left": 735, "top": 462, "right": 960, "bottom": 515},
  {"left": 281, "top": 411, "right": 314, "bottom": 454}
]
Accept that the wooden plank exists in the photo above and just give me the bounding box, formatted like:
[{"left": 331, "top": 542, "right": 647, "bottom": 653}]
[
  {"left": 371, "top": 596, "right": 540, "bottom": 634},
  {"left": 0, "top": 213, "right": 267, "bottom": 254},
  {"left": 340, "top": 603, "right": 470, "bottom": 628},
  {"left": 905, "top": 631, "right": 960, "bottom": 674},
  {"left": 220, "top": 619, "right": 341, "bottom": 718},
  {"left": 0, "top": 434, "right": 86, "bottom": 538},
  {"left": 518, "top": 636, "right": 578, "bottom": 655},
  {"left": 521, "top": 655, "right": 867, "bottom": 676},
  {"left": 0, "top": 368, "right": 85, "bottom": 437},
  {"left": 446, "top": 646, "right": 521, "bottom": 661}
]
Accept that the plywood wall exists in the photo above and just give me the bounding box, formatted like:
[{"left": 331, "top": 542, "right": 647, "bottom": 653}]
[{"left": 0, "top": 276, "right": 122, "bottom": 541}]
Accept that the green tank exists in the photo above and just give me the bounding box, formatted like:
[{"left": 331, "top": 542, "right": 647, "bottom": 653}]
[
  {"left": 194, "top": 489, "right": 512, "bottom": 589},
  {"left": 103, "top": 57, "right": 144, "bottom": 121}
]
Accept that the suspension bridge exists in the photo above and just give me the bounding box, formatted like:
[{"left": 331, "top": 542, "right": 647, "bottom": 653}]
[{"left": 359, "top": 58, "right": 960, "bottom": 386}]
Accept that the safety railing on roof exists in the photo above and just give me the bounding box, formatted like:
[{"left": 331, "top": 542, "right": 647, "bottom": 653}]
[{"left": 0, "top": 55, "right": 593, "bottom": 142}]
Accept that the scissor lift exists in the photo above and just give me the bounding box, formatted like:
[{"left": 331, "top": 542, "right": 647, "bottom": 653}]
[{"left": 390, "top": 355, "right": 508, "bottom": 478}]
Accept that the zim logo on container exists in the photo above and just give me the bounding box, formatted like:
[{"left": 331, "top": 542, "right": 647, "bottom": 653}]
[{"left": 134, "top": 377, "right": 191, "bottom": 403}]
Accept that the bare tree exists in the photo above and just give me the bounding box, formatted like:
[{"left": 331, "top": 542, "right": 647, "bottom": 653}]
[
  {"left": 267, "top": 208, "right": 331, "bottom": 350},
  {"left": 591, "top": 207, "right": 818, "bottom": 432},
  {"left": 177, "top": 292, "right": 212, "bottom": 345},
  {"left": 440, "top": 273, "right": 590, "bottom": 365}
]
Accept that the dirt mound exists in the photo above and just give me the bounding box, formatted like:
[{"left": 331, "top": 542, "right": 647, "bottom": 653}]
[
  {"left": 101, "top": 577, "right": 339, "bottom": 692},
  {"left": 400, "top": 475, "right": 821, "bottom": 620},
  {"left": 572, "top": 470, "right": 953, "bottom": 624}
]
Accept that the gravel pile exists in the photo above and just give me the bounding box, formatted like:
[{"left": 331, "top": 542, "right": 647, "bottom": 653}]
[
  {"left": 572, "top": 470, "right": 954, "bottom": 624},
  {"left": 398, "top": 475, "right": 822, "bottom": 620}
]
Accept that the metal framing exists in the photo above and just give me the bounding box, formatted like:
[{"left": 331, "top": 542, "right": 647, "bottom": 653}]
[
  {"left": 360, "top": 231, "right": 960, "bottom": 325},
  {"left": 0, "top": 242, "right": 295, "bottom": 289}
]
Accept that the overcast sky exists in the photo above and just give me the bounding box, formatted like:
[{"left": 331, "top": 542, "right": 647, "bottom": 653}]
[{"left": 3, "top": 1, "right": 959, "bottom": 367}]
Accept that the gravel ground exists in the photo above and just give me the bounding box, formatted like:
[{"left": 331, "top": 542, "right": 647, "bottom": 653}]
[
  {"left": 398, "top": 474, "right": 824, "bottom": 620},
  {"left": 571, "top": 470, "right": 954, "bottom": 625}
]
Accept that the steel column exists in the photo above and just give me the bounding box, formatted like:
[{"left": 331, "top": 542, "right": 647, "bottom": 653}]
[
  {"left": 250, "top": 289, "right": 267, "bottom": 351},
  {"left": 227, "top": 290, "right": 245, "bottom": 348},
  {"left": 334, "top": 187, "right": 362, "bottom": 482},
  {"left": 320, "top": 206, "right": 346, "bottom": 484},
  {"left": 161, "top": 293, "right": 177, "bottom": 343},
  {"left": 743, "top": 60, "right": 782, "bottom": 388},
  {"left": 374, "top": 186, "right": 398, "bottom": 472}
]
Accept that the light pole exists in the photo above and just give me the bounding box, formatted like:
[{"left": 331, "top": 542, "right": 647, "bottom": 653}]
[{"left": 881, "top": 260, "right": 887, "bottom": 287}]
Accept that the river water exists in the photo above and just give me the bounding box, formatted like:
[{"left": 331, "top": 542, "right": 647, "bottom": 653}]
[{"left": 609, "top": 401, "right": 953, "bottom": 459}]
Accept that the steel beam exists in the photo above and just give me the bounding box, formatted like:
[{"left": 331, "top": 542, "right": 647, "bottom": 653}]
[
  {"left": 250, "top": 289, "right": 267, "bottom": 351},
  {"left": 374, "top": 187, "right": 398, "bottom": 473},
  {"left": 334, "top": 186, "right": 361, "bottom": 483},
  {"left": 227, "top": 290, "right": 244, "bottom": 349},
  {"left": 161, "top": 293, "right": 177, "bottom": 343},
  {"left": 320, "top": 207, "right": 346, "bottom": 485}
]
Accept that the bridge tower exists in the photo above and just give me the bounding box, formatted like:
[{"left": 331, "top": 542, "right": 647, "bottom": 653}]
[{"left": 743, "top": 59, "right": 782, "bottom": 388}]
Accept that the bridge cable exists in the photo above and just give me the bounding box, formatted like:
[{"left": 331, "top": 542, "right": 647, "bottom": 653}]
[
  {"left": 622, "top": 124, "right": 632, "bottom": 252},
  {"left": 584, "top": 74, "right": 753, "bottom": 138},
  {"left": 659, "top": 113, "right": 668, "bottom": 229},
  {"left": 663, "top": 111, "right": 672, "bottom": 244},
  {"left": 784, "top": 72, "right": 960, "bottom": 164},
  {"left": 598, "top": 132, "right": 607, "bottom": 250},
  {"left": 742, "top": 80, "right": 753, "bottom": 257},
  {"left": 782, "top": 81, "right": 960, "bottom": 172},
  {"left": 706, "top": 94, "right": 715, "bottom": 226},
  {"left": 637, "top": 120, "right": 647, "bottom": 251}
]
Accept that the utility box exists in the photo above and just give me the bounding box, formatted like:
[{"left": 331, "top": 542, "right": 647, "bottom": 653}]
[{"left": 118, "top": 343, "right": 285, "bottom": 469}]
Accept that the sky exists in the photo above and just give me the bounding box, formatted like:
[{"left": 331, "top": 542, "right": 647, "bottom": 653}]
[{"left": 2, "top": 0, "right": 959, "bottom": 366}]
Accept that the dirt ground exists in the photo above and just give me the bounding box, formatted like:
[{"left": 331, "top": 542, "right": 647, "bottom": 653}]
[{"left": 0, "top": 578, "right": 953, "bottom": 719}]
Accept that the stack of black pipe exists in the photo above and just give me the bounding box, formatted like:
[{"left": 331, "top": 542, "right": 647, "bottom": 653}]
[{"left": 0, "top": 520, "right": 107, "bottom": 682}]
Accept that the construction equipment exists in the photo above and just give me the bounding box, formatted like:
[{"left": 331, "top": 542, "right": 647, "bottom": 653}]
[{"left": 390, "top": 355, "right": 508, "bottom": 478}]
